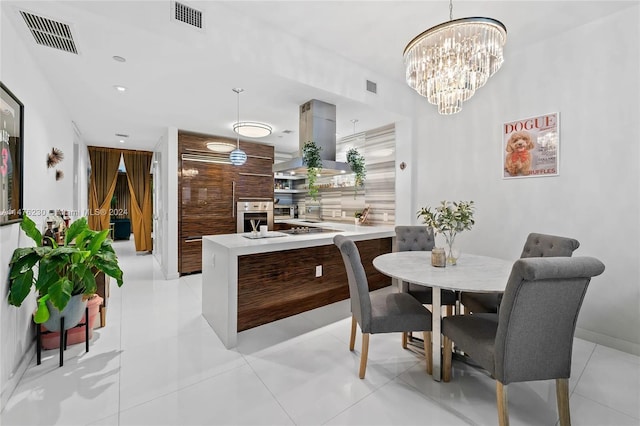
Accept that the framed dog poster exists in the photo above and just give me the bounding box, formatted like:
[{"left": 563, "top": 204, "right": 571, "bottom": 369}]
[{"left": 502, "top": 112, "right": 559, "bottom": 179}]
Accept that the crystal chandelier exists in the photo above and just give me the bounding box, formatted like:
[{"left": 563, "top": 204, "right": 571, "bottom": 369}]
[
  {"left": 403, "top": 0, "right": 507, "bottom": 115},
  {"left": 230, "top": 88, "right": 248, "bottom": 166}
]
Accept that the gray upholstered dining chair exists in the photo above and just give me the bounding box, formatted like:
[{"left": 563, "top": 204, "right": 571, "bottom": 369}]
[
  {"left": 334, "top": 234, "right": 433, "bottom": 379},
  {"left": 395, "top": 226, "right": 458, "bottom": 315},
  {"left": 442, "top": 256, "right": 605, "bottom": 426},
  {"left": 460, "top": 233, "right": 580, "bottom": 314}
]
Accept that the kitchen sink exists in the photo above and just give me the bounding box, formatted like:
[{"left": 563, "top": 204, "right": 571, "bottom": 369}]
[{"left": 280, "top": 226, "right": 343, "bottom": 235}]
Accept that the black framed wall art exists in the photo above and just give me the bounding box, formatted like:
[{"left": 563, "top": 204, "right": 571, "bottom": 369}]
[{"left": 0, "top": 82, "right": 24, "bottom": 225}]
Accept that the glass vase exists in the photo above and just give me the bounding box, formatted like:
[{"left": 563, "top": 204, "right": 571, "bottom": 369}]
[{"left": 444, "top": 233, "right": 460, "bottom": 265}]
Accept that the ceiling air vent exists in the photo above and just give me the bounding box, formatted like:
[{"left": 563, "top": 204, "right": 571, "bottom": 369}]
[
  {"left": 19, "top": 10, "right": 78, "bottom": 54},
  {"left": 366, "top": 80, "right": 377, "bottom": 94},
  {"left": 173, "top": 2, "right": 203, "bottom": 29}
]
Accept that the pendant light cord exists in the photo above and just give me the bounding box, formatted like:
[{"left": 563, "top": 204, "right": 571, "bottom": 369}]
[
  {"left": 229, "top": 87, "right": 248, "bottom": 165},
  {"left": 236, "top": 89, "right": 241, "bottom": 149},
  {"left": 449, "top": 0, "right": 453, "bottom": 21}
]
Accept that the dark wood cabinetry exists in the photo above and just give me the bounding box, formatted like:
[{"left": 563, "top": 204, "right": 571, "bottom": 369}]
[
  {"left": 235, "top": 142, "right": 274, "bottom": 200},
  {"left": 178, "top": 131, "right": 274, "bottom": 274}
]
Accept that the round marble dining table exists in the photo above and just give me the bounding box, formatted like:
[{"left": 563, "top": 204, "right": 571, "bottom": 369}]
[{"left": 373, "top": 251, "right": 513, "bottom": 381}]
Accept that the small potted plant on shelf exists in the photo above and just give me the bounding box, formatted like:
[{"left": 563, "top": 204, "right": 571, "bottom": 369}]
[
  {"left": 417, "top": 200, "right": 475, "bottom": 265},
  {"left": 302, "top": 141, "right": 322, "bottom": 200},
  {"left": 346, "top": 147, "right": 366, "bottom": 198},
  {"left": 7, "top": 213, "right": 124, "bottom": 332},
  {"left": 354, "top": 211, "right": 362, "bottom": 225}
]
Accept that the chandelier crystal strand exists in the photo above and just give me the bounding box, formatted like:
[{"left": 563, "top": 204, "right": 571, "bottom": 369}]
[{"left": 403, "top": 14, "right": 506, "bottom": 115}]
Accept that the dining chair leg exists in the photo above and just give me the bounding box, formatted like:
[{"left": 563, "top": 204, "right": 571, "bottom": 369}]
[
  {"left": 446, "top": 305, "right": 453, "bottom": 317},
  {"left": 442, "top": 335, "right": 452, "bottom": 382},
  {"left": 423, "top": 331, "right": 432, "bottom": 375},
  {"left": 496, "top": 381, "right": 509, "bottom": 426},
  {"left": 349, "top": 315, "right": 357, "bottom": 351},
  {"left": 402, "top": 332, "right": 408, "bottom": 349},
  {"left": 359, "top": 333, "right": 370, "bottom": 379},
  {"left": 556, "top": 378, "right": 571, "bottom": 426}
]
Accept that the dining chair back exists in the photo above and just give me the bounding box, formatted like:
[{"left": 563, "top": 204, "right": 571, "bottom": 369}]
[
  {"left": 334, "top": 234, "right": 433, "bottom": 378},
  {"left": 442, "top": 256, "right": 605, "bottom": 426},
  {"left": 395, "top": 226, "right": 458, "bottom": 308},
  {"left": 519, "top": 232, "right": 580, "bottom": 258},
  {"left": 396, "top": 225, "right": 435, "bottom": 251},
  {"left": 335, "top": 235, "right": 373, "bottom": 333},
  {"left": 461, "top": 232, "right": 580, "bottom": 314}
]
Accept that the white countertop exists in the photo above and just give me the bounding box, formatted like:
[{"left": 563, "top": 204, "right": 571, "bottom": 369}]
[{"left": 203, "top": 221, "right": 395, "bottom": 255}]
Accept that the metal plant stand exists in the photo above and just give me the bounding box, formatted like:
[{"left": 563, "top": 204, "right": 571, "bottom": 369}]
[{"left": 36, "top": 306, "right": 90, "bottom": 367}]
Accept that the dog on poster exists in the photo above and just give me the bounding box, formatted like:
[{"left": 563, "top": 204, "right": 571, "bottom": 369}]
[{"left": 505, "top": 130, "right": 535, "bottom": 176}]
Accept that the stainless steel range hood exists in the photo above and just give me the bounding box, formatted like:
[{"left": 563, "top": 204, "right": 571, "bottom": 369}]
[{"left": 272, "top": 99, "right": 352, "bottom": 176}]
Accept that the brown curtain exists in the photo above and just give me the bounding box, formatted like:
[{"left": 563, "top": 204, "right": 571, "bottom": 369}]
[
  {"left": 123, "top": 150, "right": 153, "bottom": 252},
  {"left": 88, "top": 147, "right": 122, "bottom": 230},
  {"left": 113, "top": 173, "right": 130, "bottom": 219}
]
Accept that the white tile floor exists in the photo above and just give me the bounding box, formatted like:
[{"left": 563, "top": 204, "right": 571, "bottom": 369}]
[{"left": 2, "top": 239, "right": 639, "bottom": 426}]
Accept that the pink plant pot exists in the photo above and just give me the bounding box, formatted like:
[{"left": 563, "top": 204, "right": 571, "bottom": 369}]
[{"left": 40, "top": 295, "right": 103, "bottom": 350}]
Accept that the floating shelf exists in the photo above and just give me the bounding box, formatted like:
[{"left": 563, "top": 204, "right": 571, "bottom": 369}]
[
  {"left": 274, "top": 174, "right": 307, "bottom": 180},
  {"left": 274, "top": 189, "right": 307, "bottom": 194}
]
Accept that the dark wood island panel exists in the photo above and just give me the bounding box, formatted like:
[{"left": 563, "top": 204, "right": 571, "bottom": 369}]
[{"left": 237, "top": 237, "right": 392, "bottom": 331}]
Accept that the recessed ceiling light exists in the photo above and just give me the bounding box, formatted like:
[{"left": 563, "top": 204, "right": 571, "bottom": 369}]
[
  {"left": 112, "top": 55, "right": 126, "bottom": 62},
  {"left": 119, "top": 140, "right": 125, "bottom": 143},
  {"left": 113, "top": 85, "right": 127, "bottom": 92}
]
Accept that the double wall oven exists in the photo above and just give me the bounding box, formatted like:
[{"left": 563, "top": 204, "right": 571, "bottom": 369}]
[{"left": 236, "top": 200, "right": 274, "bottom": 233}]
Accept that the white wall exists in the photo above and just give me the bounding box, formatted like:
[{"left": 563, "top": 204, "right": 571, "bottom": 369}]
[
  {"left": 73, "top": 137, "right": 89, "bottom": 218},
  {"left": 394, "top": 119, "right": 415, "bottom": 224},
  {"left": 0, "top": 9, "right": 78, "bottom": 408},
  {"left": 153, "top": 127, "right": 179, "bottom": 280},
  {"left": 412, "top": 7, "right": 640, "bottom": 354}
]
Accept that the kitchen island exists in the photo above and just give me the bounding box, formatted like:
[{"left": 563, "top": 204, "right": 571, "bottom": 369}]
[{"left": 202, "top": 221, "right": 395, "bottom": 348}]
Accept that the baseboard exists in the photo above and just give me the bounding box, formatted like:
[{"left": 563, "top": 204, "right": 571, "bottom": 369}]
[
  {"left": 0, "top": 340, "right": 35, "bottom": 412},
  {"left": 153, "top": 253, "right": 179, "bottom": 280},
  {"left": 575, "top": 327, "right": 640, "bottom": 356}
]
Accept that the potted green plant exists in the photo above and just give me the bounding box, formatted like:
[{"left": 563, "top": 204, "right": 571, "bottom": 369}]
[
  {"left": 417, "top": 200, "right": 475, "bottom": 265},
  {"left": 346, "top": 147, "right": 366, "bottom": 198},
  {"left": 302, "top": 141, "right": 322, "bottom": 200},
  {"left": 7, "top": 213, "right": 124, "bottom": 331}
]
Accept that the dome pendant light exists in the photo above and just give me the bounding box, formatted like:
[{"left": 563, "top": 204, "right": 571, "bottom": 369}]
[{"left": 230, "top": 88, "right": 248, "bottom": 166}]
